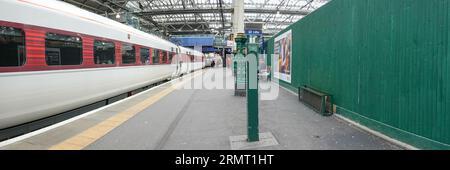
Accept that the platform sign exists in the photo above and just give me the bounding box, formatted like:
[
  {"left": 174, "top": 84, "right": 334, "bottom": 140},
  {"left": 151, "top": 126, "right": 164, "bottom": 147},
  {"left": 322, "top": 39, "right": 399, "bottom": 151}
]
[
  {"left": 234, "top": 34, "right": 248, "bottom": 96},
  {"left": 235, "top": 54, "right": 247, "bottom": 87},
  {"left": 273, "top": 30, "right": 292, "bottom": 83},
  {"left": 245, "top": 29, "right": 262, "bottom": 36}
]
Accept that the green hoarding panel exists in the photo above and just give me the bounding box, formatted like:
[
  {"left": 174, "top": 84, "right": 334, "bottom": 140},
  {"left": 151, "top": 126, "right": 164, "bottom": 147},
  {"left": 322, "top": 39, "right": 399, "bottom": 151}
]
[{"left": 266, "top": 0, "right": 450, "bottom": 149}]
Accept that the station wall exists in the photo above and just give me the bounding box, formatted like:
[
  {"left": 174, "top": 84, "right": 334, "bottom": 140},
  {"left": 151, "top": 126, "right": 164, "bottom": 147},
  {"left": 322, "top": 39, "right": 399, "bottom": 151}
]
[{"left": 265, "top": 0, "right": 450, "bottom": 149}]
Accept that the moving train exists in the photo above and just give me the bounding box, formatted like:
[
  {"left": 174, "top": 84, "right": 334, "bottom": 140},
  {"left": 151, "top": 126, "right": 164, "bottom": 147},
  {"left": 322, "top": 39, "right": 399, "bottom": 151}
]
[{"left": 0, "top": 0, "right": 205, "bottom": 129}]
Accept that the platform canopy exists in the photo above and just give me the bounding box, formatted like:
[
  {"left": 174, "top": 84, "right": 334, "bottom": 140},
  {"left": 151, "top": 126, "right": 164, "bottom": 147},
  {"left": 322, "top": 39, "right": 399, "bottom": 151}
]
[{"left": 61, "top": 0, "right": 329, "bottom": 37}]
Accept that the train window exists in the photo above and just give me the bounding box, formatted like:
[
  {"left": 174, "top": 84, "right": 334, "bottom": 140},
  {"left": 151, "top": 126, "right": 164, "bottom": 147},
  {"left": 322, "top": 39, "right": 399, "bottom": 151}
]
[
  {"left": 45, "top": 33, "right": 82, "bottom": 65},
  {"left": 152, "top": 49, "right": 159, "bottom": 64},
  {"left": 122, "top": 43, "right": 135, "bottom": 64},
  {"left": 140, "top": 47, "right": 150, "bottom": 65},
  {"left": 93, "top": 40, "right": 115, "bottom": 64},
  {"left": 162, "top": 51, "right": 167, "bottom": 64},
  {"left": 0, "top": 26, "right": 26, "bottom": 67}
]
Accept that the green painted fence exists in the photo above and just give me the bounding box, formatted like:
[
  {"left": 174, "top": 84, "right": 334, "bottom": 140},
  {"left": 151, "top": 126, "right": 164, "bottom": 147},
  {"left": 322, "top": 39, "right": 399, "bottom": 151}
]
[{"left": 266, "top": 0, "right": 450, "bottom": 149}]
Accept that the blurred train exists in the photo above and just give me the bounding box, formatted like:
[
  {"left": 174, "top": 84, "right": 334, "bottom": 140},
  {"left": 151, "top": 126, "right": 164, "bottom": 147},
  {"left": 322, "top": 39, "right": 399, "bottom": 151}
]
[{"left": 0, "top": 0, "right": 205, "bottom": 129}]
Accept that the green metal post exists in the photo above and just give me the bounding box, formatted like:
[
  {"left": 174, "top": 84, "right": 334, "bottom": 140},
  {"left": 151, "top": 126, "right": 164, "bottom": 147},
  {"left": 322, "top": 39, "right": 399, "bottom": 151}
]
[
  {"left": 247, "top": 35, "right": 260, "bottom": 142},
  {"left": 246, "top": 61, "right": 259, "bottom": 142},
  {"left": 234, "top": 33, "right": 247, "bottom": 97}
]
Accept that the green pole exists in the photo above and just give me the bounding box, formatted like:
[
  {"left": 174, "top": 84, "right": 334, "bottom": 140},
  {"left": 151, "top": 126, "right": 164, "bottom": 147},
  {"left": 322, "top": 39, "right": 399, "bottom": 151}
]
[
  {"left": 247, "top": 36, "right": 260, "bottom": 142},
  {"left": 234, "top": 33, "right": 247, "bottom": 97},
  {"left": 246, "top": 60, "right": 259, "bottom": 142},
  {"left": 235, "top": 33, "right": 259, "bottom": 142}
]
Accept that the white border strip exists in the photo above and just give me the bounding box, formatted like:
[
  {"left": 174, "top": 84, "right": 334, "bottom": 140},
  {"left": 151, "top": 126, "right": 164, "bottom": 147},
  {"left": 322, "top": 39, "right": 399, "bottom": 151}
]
[
  {"left": 272, "top": 81, "right": 419, "bottom": 150},
  {"left": 333, "top": 114, "right": 418, "bottom": 150},
  {"left": 0, "top": 74, "right": 187, "bottom": 148}
]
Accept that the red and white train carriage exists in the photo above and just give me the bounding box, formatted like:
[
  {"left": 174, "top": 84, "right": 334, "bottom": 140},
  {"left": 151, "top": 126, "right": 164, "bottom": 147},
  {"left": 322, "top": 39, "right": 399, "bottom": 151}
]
[{"left": 0, "top": 0, "right": 205, "bottom": 129}]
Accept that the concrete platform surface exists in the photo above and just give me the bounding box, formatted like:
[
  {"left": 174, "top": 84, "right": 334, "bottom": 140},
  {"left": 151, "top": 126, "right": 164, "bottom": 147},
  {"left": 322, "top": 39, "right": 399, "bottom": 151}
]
[{"left": 0, "top": 68, "right": 401, "bottom": 150}]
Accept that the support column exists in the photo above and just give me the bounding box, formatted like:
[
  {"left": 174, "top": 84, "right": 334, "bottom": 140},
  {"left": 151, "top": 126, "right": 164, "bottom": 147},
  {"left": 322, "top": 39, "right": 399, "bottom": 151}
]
[
  {"left": 247, "top": 56, "right": 259, "bottom": 142},
  {"left": 231, "top": 0, "right": 245, "bottom": 51},
  {"left": 247, "top": 37, "right": 260, "bottom": 142}
]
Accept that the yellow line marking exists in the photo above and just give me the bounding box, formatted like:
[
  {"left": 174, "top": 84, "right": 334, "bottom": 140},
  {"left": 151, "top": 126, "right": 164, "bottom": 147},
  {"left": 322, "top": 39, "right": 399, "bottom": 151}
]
[{"left": 49, "top": 73, "right": 202, "bottom": 150}]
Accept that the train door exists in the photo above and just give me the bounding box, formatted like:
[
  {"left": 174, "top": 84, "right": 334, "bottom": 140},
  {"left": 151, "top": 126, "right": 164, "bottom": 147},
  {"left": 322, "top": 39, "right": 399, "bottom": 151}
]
[{"left": 176, "top": 46, "right": 182, "bottom": 76}]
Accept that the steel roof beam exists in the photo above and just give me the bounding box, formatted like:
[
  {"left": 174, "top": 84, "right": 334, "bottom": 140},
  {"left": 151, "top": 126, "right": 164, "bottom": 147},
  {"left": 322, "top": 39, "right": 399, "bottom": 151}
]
[
  {"left": 133, "top": 8, "right": 311, "bottom": 16},
  {"left": 152, "top": 21, "right": 294, "bottom": 26}
]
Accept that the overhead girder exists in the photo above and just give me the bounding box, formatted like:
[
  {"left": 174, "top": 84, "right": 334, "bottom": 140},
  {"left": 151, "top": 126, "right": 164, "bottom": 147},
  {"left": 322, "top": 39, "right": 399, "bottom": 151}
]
[
  {"left": 62, "top": 0, "right": 329, "bottom": 36},
  {"left": 132, "top": 8, "right": 311, "bottom": 16}
]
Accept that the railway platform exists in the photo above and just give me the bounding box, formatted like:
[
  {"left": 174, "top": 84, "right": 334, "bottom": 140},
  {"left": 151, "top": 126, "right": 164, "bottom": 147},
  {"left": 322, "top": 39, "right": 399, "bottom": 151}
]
[{"left": 0, "top": 68, "right": 401, "bottom": 150}]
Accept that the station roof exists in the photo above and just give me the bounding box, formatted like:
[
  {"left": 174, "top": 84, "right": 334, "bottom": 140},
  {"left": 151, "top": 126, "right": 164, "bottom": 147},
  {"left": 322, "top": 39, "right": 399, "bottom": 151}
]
[{"left": 61, "top": 0, "right": 329, "bottom": 37}]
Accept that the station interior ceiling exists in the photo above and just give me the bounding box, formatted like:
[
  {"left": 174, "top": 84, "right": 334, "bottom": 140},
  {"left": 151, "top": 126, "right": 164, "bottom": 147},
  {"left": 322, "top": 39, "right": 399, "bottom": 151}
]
[{"left": 61, "top": 0, "right": 329, "bottom": 39}]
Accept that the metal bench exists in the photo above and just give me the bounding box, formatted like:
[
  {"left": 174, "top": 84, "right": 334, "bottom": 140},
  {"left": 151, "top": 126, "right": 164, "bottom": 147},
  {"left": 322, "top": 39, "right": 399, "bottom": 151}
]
[{"left": 298, "top": 86, "right": 333, "bottom": 116}]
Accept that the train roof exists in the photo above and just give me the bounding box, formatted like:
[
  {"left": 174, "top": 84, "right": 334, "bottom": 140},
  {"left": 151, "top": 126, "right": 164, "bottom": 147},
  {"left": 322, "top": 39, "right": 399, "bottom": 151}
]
[{"left": 0, "top": 0, "right": 200, "bottom": 55}]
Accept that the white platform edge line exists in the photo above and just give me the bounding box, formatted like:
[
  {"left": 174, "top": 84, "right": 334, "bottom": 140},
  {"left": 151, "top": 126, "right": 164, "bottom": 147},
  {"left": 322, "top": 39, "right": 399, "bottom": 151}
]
[
  {"left": 271, "top": 81, "right": 419, "bottom": 150},
  {"left": 333, "top": 114, "right": 418, "bottom": 150},
  {"left": 0, "top": 72, "right": 198, "bottom": 148}
]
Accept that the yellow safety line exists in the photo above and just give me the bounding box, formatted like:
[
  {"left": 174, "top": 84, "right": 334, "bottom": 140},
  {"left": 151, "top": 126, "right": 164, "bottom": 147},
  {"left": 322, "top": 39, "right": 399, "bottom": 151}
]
[{"left": 49, "top": 73, "right": 201, "bottom": 150}]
